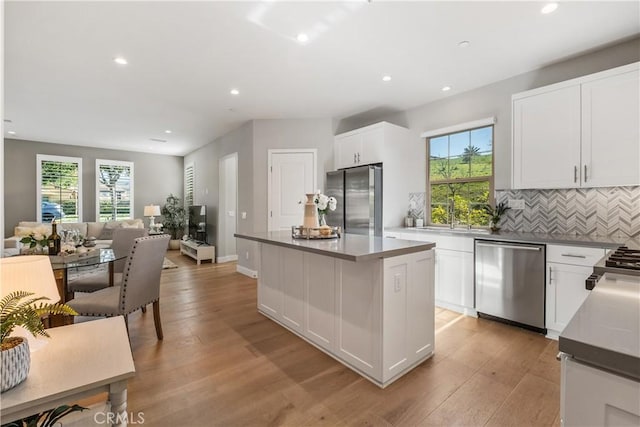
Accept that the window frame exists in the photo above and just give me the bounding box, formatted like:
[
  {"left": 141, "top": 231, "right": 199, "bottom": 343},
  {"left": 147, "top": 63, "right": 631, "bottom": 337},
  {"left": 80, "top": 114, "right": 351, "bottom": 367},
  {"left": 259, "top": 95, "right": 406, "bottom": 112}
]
[
  {"left": 95, "top": 159, "right": 134, "bottom": 222},
  {"left": 426, "top": 124, "right": 495, "bottom": 227},
  {"left": 184, "top": 162, "right": 195, "bottom": 208},
  {"left": 36, "top": 154, "right": 83, "bottom": 223}
]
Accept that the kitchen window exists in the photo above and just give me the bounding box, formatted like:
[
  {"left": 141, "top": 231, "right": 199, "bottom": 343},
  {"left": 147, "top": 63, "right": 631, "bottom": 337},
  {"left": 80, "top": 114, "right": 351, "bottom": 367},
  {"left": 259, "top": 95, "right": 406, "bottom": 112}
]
[
  {"left": 96, "top": 159, "right": 134, "bottom": 222},
  {"left": 37, "top": 154, "right": 82, "bottom": 223},
  {"left": 426, "top": 124, "right": 494, "bottom": 227}
]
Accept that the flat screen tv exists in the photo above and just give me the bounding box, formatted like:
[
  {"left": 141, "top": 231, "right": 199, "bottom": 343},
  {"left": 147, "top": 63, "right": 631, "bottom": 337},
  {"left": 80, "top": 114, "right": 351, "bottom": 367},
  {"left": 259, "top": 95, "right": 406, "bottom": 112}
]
[{"left": 188, "top": 205, "right": 207, "bottom": 243}]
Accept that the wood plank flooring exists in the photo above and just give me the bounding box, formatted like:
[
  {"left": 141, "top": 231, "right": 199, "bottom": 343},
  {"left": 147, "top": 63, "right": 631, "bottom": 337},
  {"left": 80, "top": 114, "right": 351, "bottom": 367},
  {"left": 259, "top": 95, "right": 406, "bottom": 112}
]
[{"left": 121, "top": 251, "right": 561, "bottom": 426}]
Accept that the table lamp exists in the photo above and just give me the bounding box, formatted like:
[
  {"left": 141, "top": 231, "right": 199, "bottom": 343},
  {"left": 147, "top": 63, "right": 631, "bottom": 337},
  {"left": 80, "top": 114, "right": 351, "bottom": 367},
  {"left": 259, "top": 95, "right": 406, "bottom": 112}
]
[
  {"left": 144, "top": 205, "right": 161, "bottom": 230},
  {"left": 0, "top": 256, "right": 60, "bottom": 349}
]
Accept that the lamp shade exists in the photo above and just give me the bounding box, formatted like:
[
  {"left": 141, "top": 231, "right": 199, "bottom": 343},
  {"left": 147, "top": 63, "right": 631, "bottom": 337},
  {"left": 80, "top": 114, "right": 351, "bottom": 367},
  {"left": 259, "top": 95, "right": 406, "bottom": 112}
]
[
  {"left": 0, "top": 256, "right": 60, "bottom": 303},
  {"left": 144, "top": 205, "right": 161, "bottom": 217}
]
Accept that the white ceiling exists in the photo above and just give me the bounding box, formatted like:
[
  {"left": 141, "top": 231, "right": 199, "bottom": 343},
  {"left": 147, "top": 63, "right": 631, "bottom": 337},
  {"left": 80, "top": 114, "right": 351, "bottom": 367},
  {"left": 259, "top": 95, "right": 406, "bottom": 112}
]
[{"left": 4, "top": 1, "right": 639, "bottom": 156}]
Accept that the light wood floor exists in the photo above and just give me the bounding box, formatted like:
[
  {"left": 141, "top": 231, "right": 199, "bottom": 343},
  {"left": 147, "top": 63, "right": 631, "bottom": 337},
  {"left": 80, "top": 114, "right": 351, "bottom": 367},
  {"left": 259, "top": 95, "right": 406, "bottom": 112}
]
[{"left": 122, "top": 251, "right": 561, "bottom": 426}]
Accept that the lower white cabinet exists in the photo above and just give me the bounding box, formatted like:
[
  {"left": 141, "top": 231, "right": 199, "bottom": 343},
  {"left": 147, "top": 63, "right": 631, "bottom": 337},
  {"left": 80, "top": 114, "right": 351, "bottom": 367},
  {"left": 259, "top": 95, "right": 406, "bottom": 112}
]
[
  {"left": 561, "top": 356, "right": 640, "bottom": 426},
  {"left": 546, "top": 244, "right": 607, "bottom": 338},
  {"left": 257, "top": 243, "right": 435, "bottom": 387}
]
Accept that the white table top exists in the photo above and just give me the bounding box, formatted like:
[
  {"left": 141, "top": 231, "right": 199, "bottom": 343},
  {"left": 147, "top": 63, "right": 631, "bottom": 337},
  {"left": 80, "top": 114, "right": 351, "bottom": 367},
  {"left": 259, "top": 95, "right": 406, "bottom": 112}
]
[
  {"left": 235, "top": 230, "right": 435, "bottom": 261},
  {"left": 1, "top": 317, "right": 135, "bottom": 421}
]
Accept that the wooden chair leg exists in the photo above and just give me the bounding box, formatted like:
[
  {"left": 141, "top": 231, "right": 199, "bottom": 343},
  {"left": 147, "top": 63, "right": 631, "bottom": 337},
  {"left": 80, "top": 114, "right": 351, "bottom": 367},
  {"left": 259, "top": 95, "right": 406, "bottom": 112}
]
[
  {"left": 141, "top": 305, "right": 147, "bottom": 313},
  {"left": 152, "top": 300, "right": 163, "bottom": 340}
]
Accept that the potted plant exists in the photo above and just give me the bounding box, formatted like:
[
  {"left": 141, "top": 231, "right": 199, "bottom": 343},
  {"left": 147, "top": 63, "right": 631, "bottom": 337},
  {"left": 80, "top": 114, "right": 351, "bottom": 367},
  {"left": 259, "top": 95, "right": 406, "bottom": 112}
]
[
  {"left": 483, "top": 202, "right": 511, "bottom": 232},
  {"left": 161, "top": 194, "right": 186, "bottom": 250},
  {"left": 1, "top": 291, "right": 77, "bottom": 392}
]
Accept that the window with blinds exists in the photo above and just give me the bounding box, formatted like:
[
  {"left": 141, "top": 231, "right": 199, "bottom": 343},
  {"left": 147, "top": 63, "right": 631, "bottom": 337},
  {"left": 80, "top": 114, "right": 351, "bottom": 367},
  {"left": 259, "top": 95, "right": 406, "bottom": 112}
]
[
  {"left": 37, "top": 154, "right": 82, "bottom": 223},
  {"left": 184, "top": 163, "right": 194, "bottom": 208},
  {"left": 96, "top": 159, "right": 134, "bottom": 222}
]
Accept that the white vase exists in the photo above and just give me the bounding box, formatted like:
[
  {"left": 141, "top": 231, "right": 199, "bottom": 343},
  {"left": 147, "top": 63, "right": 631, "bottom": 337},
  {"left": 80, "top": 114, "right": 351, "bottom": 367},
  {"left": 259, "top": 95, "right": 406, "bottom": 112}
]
[
  {"left": 303, "top": 194, "right": 319, "bottom": 228},
  {"left": 1, "top": 337, "right": 30, "bottom": 392}
]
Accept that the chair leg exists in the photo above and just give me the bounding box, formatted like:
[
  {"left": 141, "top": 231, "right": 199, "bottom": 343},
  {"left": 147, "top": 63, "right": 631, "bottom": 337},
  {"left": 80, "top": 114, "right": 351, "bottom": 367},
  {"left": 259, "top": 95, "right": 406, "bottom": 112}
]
[
  {"left": 152, "top": 300, "right": 163, "bottom": 340},
  {"left": 141, "top": 305, "right": 147, "bottom": 313},
  {"left": 124, "top": 314, "right": 129, "bottom": 337}
]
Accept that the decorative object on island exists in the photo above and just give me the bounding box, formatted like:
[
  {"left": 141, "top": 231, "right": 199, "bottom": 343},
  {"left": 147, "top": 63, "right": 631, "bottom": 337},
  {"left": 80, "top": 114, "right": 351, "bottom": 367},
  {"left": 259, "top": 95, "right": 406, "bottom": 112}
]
[
  {"left": 0, "top": 256, "right": 77, "bottom": 392},
  {"left": 292, "top": 225, "right": 342, "bottom": 239},
  {"left": 313, "top": 191, "right": 337, "bottom": 226},
  {"left": 483, "top": 201, "right": 511, "bottom": 232},
  {"left": 161, "top": 194, "right": 186, "bottom": 250},
  {"left": 302, "top": 193, "right": 320, "bottom": 228},
  {"left": 144, "top": 204, "right": 161, "bottom": 231}
]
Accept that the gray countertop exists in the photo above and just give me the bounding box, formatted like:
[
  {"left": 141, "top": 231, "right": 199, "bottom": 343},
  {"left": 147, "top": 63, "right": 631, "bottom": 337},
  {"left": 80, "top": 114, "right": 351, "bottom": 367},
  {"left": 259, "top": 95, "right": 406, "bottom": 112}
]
[
  {"left": 559, "top": 272, "right": 640, "bottom": 381},
  {"left": 235, "top": 231, "right": 435, "bottom": 262},
  {"left": 387, "top": 226, "right": 637, "bottom": 249}
]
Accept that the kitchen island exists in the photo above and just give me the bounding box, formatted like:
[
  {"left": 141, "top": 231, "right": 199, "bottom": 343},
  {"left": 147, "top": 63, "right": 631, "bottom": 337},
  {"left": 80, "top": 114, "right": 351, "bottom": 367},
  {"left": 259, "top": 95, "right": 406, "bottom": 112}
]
[{"left": 235, "top": 231, "right": 436, "bottom": 388}]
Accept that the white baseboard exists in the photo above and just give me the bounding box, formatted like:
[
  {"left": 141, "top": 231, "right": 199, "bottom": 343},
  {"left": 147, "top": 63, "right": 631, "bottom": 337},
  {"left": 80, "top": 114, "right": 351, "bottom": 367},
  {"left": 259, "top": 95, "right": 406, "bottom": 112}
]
[
  {"left": 217, "top": 254, "right": 238, "bottom": 263},
  {"left": 236, "top": 264, "right": 258, "bottom": 278}
]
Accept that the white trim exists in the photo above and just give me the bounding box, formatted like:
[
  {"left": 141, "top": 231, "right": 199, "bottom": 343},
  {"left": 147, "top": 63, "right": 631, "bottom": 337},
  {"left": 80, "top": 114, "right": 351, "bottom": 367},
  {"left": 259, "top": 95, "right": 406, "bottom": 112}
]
[
  {"left": 236, "top": 264, "right": 258, "bottom": 278},
  {"left": 217, "top": 254, "right": 238, "bottom": 263},
  {"left": 95, "top": 159, "right": 134, "bottom": 222},
  {"left": 37, "top": 154, "right": 83, "bottom": 222},
  {"left": 420, "top": 117, "right": 496, "bottom": 138},
  {"left": 184, "top": 161, "right": 195, "bottom": 207},
  {"left": 267, "top": 148, "right": 318, "bottom": 231}
]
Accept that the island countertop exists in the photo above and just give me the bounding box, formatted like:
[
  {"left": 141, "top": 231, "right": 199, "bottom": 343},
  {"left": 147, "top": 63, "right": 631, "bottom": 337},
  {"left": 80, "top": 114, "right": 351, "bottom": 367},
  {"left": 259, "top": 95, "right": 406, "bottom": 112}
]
[{"left": 235, "top": 231, "right": 435, "bottom": 262}]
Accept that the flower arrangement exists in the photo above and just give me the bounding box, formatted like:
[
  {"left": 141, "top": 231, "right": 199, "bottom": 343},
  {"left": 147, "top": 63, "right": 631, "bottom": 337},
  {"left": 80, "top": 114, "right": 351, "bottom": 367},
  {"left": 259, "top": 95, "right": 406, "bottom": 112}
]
[
  {"left": 18, "top": 226, "right": 50, "bottom": 249},
  {"left": 313, "top": 191, "right": 337, "bottom": 225}
]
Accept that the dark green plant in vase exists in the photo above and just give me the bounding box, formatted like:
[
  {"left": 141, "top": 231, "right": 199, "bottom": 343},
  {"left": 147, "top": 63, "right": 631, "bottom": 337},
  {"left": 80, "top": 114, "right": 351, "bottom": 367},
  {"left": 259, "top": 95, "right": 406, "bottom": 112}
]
[
  {"left": 483, "top": 202, "right": 511, "bottom": 232},
  {"left": 161, "top": 194, "right": 186, "bottom": 240}
]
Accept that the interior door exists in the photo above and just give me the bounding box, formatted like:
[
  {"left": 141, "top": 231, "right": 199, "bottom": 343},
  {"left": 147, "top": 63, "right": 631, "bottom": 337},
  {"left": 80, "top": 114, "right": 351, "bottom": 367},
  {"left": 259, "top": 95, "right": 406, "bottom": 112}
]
[{"left": 268, "top": 150, "right": 316, "bottom": 231}]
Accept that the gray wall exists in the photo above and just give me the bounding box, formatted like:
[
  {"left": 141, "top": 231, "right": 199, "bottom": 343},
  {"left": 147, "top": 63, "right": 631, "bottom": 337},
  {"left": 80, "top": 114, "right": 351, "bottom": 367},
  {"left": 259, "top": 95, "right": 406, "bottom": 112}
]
[
  {"left": 336, "top": 36, "right": 640, "bottom": 191},
  {"left": 4, "top": 138, "right": 183, "bottom": 237}
]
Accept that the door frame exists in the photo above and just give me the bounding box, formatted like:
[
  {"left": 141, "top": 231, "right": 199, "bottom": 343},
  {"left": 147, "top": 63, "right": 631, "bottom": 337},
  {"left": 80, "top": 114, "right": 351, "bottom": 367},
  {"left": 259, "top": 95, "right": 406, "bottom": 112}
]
[
  {"left": 267, "top": 149, "right": 317, "bottom": 231},
  {"left": 218, "top": 152, "right": 238, "bottom": 262}
]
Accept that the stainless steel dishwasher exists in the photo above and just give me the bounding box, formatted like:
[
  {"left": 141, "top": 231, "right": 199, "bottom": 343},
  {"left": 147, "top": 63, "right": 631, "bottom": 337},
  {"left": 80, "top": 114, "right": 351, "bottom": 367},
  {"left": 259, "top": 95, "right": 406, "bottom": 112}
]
[{"left": 475, "top": 239, "right": 546, "bottom": 332}]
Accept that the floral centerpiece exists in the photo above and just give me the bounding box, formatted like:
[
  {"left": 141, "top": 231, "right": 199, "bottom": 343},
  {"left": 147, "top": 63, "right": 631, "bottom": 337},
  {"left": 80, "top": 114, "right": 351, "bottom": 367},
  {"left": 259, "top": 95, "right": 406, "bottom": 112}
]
[
  {"left": 313, "top": 191, "right": 337, "bottom": 226},
  {"left": 18, "top": 226, "right": 50, "bottom": 254}
]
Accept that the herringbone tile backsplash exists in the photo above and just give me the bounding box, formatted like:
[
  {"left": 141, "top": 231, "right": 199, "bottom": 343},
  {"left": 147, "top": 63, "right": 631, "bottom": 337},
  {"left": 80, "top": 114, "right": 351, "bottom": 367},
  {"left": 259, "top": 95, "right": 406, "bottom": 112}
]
[{"left": 496, "top": 186, "right": 640, "bottom": 237}]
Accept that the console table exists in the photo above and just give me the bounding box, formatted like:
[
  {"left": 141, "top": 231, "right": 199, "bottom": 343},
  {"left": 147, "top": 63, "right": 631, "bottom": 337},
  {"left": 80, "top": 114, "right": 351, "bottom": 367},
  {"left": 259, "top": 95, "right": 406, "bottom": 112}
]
[
  {"left": 180, "top": 239, "right": 215, "bottom": 265},
  {"left": 0, "top": 317, "right": 135, "bottom": 427}
]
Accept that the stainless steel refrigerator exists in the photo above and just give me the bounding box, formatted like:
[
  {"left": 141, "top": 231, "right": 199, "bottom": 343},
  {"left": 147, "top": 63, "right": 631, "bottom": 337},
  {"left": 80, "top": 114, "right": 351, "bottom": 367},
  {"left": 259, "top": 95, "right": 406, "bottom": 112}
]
[{"left": 325, "top": 165, "right": 382, "bottom": 236}]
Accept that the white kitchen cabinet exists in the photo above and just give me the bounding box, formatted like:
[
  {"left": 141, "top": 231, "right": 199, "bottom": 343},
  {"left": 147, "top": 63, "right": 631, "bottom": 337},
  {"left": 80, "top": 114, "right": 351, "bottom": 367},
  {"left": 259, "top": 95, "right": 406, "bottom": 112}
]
[
  {"left": 546, "top": 244, "right": 607, "bottom": 338},
  {"left": 512, "top": 62, "right": 640, "bottom": 189},
  {"left": 334, "top": 122, "right": 402, "bottom": 170},
  {"left": 581, "top": 68, "right": 640, "bottom": 187},
  {"left": 304, "top": 252, "right": 336, "bottom": 349}
]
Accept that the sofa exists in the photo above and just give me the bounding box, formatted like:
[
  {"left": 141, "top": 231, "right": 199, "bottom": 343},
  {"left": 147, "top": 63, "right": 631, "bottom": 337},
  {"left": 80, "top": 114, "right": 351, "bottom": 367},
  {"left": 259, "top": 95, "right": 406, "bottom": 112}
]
[{"left": 4, "top": 219, "right": 145, "bottom": 256}]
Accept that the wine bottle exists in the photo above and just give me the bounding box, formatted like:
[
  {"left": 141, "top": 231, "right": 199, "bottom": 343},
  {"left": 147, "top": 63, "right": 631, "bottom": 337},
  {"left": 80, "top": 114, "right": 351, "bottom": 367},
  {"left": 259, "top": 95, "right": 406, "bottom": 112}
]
[{"left": 48, "top": 222, "right": 61, "bottom": 255}]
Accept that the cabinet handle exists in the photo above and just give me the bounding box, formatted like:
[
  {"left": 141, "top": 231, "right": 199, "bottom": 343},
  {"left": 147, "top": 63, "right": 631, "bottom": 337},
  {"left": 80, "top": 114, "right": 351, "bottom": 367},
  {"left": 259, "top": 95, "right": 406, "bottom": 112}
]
[
  {"left": 584, "top": 165, "right": 588, "bottom": 182},
  {"left": 549, "top": 266, "right": 552, "bottom": 284},
  {"left": 561, "top": 253, "right": 587, "bottom": 259},
  {"left": 353, "top": 153, "right": 357, "bottom": 164},
  {"left": 357, "top": 152, "right": 360, "bottom": 163},
  {"left": 574, "top": 166, "right": 578, "bottom": 183}
]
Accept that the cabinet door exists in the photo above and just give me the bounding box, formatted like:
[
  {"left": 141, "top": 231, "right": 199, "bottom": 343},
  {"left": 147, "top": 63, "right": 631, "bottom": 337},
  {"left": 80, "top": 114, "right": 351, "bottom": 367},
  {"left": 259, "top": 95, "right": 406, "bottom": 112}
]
[
  {"left": 304, "top": 253, "right": 336, "bottom": 350},
  {"left": 434, "top": 249, "right": 473, "bottom": 309},
  {"left": 582, "top": 69, "right": 640, "bottom": 187},
  {"left": 281, "top": 248, "right": 304, "bottom": 333},
  {"left": 258, "top": 245, "right": 282, "bottom": 318},
  {"left": 359, "top": 126, "right": 384, "bottom": 165},
  {"left": 335, "top": 133, "right": 361, "bottom": 169},
  {"left": 512, "top": 85, "right": 581, "bottom": 189},
  {"left": 546, "top": 262, "right": 591, "bottom": 333}
]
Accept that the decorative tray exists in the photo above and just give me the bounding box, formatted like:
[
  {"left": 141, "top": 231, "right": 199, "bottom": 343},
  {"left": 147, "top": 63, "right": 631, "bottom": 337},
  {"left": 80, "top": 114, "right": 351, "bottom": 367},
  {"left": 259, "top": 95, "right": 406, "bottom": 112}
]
[
  {"left": 292, "top": 225, "right": 341, "bottom": 240},
  {"left": 49, "top": 248, "right": 100, "bottom": 263}
]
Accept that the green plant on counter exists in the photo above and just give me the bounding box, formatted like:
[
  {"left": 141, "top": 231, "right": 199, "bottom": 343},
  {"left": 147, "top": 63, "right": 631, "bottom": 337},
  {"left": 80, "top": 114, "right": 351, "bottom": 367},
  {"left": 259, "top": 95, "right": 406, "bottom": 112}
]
[{"left": 483, "top": 202, "right": 511, "bottom": 232}]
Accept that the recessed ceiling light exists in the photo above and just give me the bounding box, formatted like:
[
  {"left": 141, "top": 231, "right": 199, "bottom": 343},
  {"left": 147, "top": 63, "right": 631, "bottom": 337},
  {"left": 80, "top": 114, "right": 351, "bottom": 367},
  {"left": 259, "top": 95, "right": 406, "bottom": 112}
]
[
  {"left": 164, "top": 130, "right": 172, "bottom": 134},
  {"left": 382, "top": 75, "right": 392, "bottom": 82},
  {"left": 541, "top": 3, "right": 558, "bottom": 14},
  {"left": 458, "top": 41, "right": 471, "bottom": 48},
  {"left": 296, "top": 33, "right": 309, "bottom": 44},
  {"left": 113, "top": 57, "right": 128, "bottom": 65},
  {"left": 442, "top": 86, "right": 452, "bottom": 92},
  {"left": 7, "top": 131, "right": 16, "bottom": 135},
  {"left": 230, "top": 89, "right": 240, "bottom": 95}
]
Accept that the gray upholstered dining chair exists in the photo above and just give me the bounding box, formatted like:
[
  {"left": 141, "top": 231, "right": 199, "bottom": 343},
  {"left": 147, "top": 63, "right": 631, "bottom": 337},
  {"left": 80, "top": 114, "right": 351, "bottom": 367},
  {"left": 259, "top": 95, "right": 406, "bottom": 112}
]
[
  {"left": 67, "top": 227, "right": 148, "bottom": 293},
  {"left": 66, "top": 234, "right": 170, "bottom": 340}
]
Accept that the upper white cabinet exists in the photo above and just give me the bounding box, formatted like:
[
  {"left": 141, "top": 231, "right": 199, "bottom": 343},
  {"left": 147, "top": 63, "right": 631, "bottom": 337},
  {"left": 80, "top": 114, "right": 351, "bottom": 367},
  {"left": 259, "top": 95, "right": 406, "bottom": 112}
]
[
  {"left": 334, "top": 122, "right": 403, "bottom": 170},
  {"left": 512, "top": 62, "right": 639, "bottom": 189}
]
